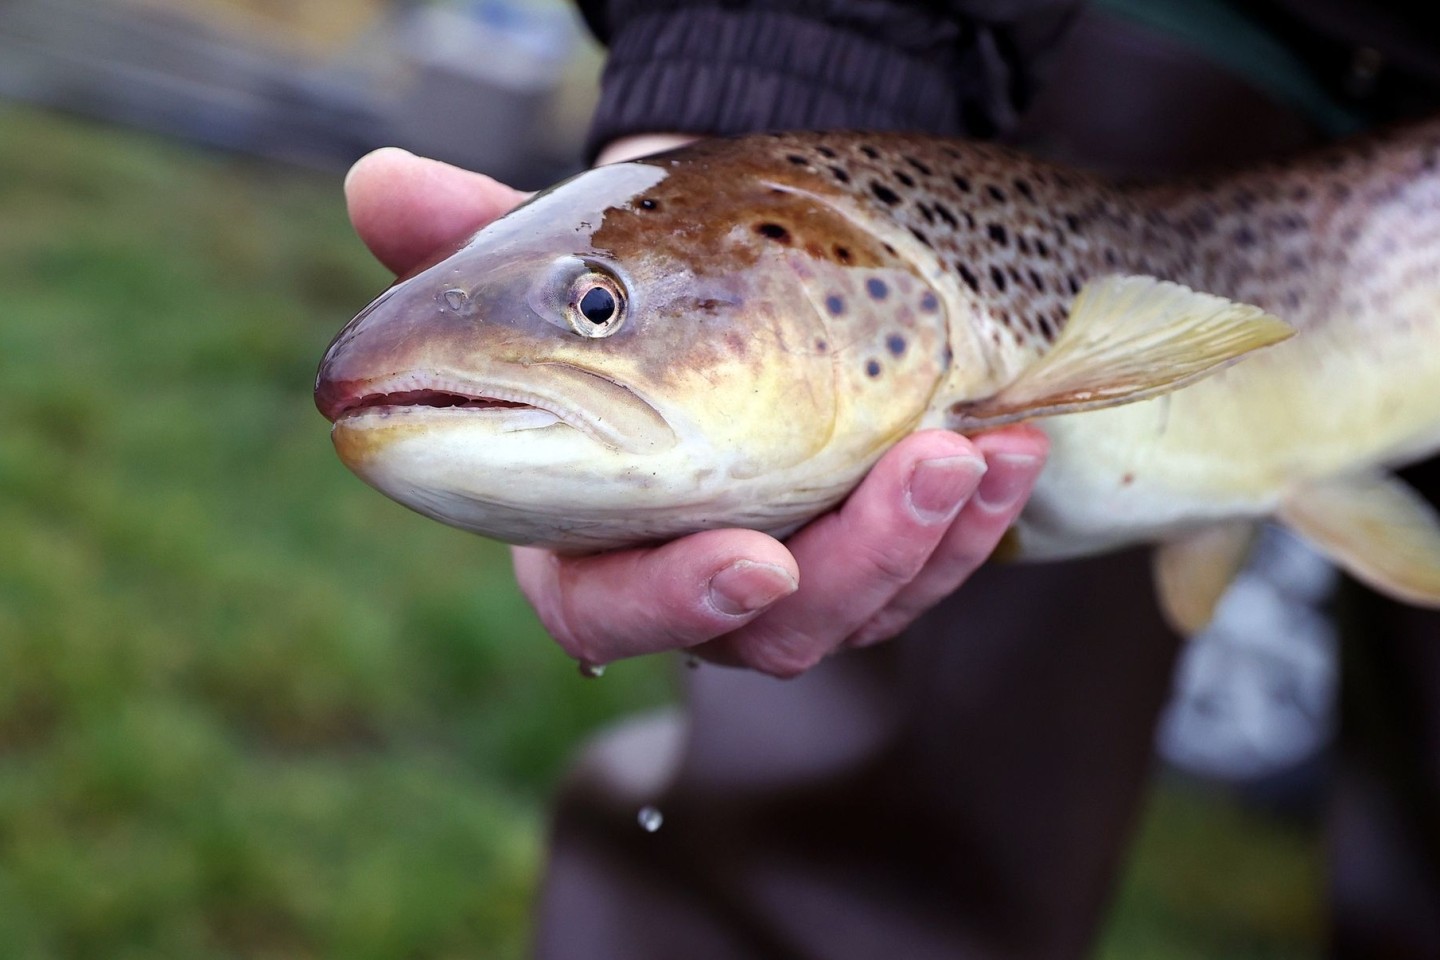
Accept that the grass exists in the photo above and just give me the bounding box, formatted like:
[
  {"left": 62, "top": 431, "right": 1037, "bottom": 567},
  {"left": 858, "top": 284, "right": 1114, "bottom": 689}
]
[
  {"left": 0, "top": 103, "right": 674, "bottom": 959},
  {"left": 0, "top": 103, "right": 1322, "bottom": 958}
]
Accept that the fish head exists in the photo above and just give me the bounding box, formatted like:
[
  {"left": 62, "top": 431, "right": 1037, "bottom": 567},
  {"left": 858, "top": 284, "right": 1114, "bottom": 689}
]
[{"left": 316, "top": 149, "right": 949, "bottom": 550}]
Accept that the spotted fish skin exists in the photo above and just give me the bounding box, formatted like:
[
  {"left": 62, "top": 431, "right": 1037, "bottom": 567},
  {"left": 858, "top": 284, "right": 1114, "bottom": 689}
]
[
  {"left": 730, "top": 122, "right": 1440, "bottom": 559},
  {"left": 316, "top": 119, "right": 1440, "bottom": 573}
]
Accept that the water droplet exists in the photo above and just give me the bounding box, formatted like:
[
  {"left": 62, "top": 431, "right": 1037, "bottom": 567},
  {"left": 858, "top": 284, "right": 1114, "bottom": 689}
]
[
  {"left": 578, "top": 660, "right": 606, "bottom": 679},
  {"left": 637, "top": 805, "right": 664, "bottom": 832},
  {"left": 443, "top": 288, "right": 469, "bottom": 311}
]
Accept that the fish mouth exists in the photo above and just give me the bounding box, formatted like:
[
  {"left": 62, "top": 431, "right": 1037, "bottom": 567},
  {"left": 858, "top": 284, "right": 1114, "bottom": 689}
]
[
  {"left": 317, "top": 364, "right": 677, "bottom": 455},
  {"left": 327, "top": 385, "right": 542, "bottom": 418}
]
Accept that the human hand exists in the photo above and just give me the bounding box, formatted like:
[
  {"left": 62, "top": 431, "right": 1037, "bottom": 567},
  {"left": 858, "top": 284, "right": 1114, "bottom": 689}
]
[{"left": 343, "top": 146, "right": 1049, "bottom": 678}]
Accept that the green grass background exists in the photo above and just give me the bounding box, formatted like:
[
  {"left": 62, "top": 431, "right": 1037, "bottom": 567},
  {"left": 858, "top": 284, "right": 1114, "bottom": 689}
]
[{"left": 0, "top": 103, "right": 1321, "bottom": 958}]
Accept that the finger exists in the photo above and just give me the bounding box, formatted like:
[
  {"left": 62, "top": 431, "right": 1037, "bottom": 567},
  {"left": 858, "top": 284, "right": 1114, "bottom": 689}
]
[
  {"left": 511, "top": 529, "right": 799, "bottom": 666},
  {"left": 847, "top": 425, "right": 1049, "bottom": 647},
  {"left": 707, "top": 431, "right": 986, "bottom": 677},
  {"left": 343, "top": 148, "right": 528, "bottom": 275}
]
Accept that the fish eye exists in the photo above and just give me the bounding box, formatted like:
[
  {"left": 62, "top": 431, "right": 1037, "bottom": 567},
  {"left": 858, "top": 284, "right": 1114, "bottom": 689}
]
[{"left": 566, "top": 272, "right": 626, "bottom": 337}]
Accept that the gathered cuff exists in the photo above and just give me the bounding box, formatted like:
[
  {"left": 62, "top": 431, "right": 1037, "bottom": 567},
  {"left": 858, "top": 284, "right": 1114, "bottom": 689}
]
[{"left": 584, "top": 7, "right": 968, "bottom": 160}]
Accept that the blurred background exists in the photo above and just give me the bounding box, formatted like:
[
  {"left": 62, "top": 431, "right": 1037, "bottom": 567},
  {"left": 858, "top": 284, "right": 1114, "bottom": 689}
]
[{"left": 0, "top": 0, "right": 1328, "bottom": 956}]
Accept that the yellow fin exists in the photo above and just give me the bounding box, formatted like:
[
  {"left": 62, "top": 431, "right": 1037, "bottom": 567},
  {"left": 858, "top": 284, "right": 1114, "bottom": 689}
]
[
  {"left": 1152, "top": 523, "right": 1258, "bottom": 636},
  {"left": 952, "top": 275, "right": 1293, "bottom": 429},
  {"left": 1278, "top": 473, "right": 1440, "bottom": 607}
]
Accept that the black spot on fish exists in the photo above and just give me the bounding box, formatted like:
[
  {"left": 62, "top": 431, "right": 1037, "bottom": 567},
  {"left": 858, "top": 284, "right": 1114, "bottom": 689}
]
[
  {"left": 787, "top": 154, "right": 809, "bottom": 166},
  {"left": 990, "top": 265, "right": 1007, "bottom": 292},
  {"left": 871, "top": 182, "right": 901, "bottom": 205},
  {"left": 1015, "top": 178, "right": 1035, "bottom": 201},
  {"left": 906, "top": 157, "right": 932, "bottom": 176},
  {"left": 894, "top": 169, "right": 916, "bottom": 188},
  {"left": 932, "top": 201, "right": 958, "bottom": 228},
  {"left": 957, "top": 263, "right": 980, "bottom": 292},
  {"left": 883, "top": 242, "right": 898, "bottom": 256},
  {"left": 817, "top": 145, "right": 837, "bottom": 159},
  {"left": 861, "top": 145, "right": 879, "bottom": 160},
  {"left": 987, "top": 223, "right": 1009, "bottom": 246},
  {"left": 825, "top": 294, "right": 845, "bottom": 316},
  {"left": 1029, "top": 269, "right": 1044, "bottom": 291},
  {"left": 1064, "top": 212, "right": 1081, "bottom": 233},
  {"left": 908, "top": 226, "right": 932, "bottom": 248},
  {"left": 1017, "top": 235, "right": 1031, "bottom": 255},
  {"left": 638, "top": 198, "right": 659, "bottom": 211},
  {"left": 986, "top": 184, "right": 1007, "bottom": 202},
  {"left": 756, "top": 222, "right": 791, "bottom": 243},
  {"left": 815, "top": 338, "right": 829, "bottom": 352},
  {"left": 1104, "top": 248, "right": 1119, "bottom": 266},
  {"left": 834, "top": 245, "right": 853, "bottom": 264},
  {"left": 1067, "top": 275, "right": 1081, "bottom": 295},
  {"left": 952, "top": 174, "right": 972, "bottom": 193},
  {"left": 1034, "top": 238, "right": 1050, "bottom": 258},
  {"left": 1234, "top": 226, "right": 1257, "bottom": 247},
  {"left": 919, "top": 291, "right": 939, "bottom": 312},
  {"left": 867, "top": 278, "right": 889, "bottom": 300},
  {"left": 866, "top": 359, "right": 882, "bottom": 378},
  {"left": 916, "top": 202, "right": 936, "bottom": 225},
  {"left": 886, "top": 334, "right": 907, "bottom": 356},
  {"left": 830, "top": 165, "right": 851, "bottom": 183}
]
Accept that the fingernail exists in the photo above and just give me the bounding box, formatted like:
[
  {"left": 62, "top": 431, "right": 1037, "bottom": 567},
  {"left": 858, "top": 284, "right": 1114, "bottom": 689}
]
[
  {"left": 708, "top": 560, "right": 797, "bottom": 617},
  {"left": 976, "top": 452, "right": 1043, "bottom": 512},
  {"left": 906, "top": 456, "right": 987, "bottom": 524}
]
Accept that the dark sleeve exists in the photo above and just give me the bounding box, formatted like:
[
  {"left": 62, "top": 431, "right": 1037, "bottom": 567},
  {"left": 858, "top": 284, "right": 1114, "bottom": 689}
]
[{"left": 575, "top": 0, "right": 1083, "bottom": 158}]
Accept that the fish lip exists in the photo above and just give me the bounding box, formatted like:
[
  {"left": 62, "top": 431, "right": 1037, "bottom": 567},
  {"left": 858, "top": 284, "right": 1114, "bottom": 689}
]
[
  {"left": 319, "top": 364, "right": 677, "bottom": 454},
  {"left": 321, "top": 380, "right": 543, "bottom": 421}
]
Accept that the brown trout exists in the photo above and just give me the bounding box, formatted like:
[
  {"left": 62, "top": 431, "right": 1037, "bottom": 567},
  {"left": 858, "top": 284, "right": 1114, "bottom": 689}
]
[{"left": 315, "top": 121, "right": 1440, "bottom": 632}]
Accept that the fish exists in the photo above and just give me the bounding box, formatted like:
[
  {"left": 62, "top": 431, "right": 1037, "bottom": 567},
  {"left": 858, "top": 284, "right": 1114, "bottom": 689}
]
[{"left": 315, "top": 120, "right": 1440, "bottom": 633}]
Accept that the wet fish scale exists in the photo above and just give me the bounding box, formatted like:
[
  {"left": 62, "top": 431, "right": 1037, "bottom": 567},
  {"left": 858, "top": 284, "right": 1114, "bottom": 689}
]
[
  {"left": 317, "top": 117, "right": 1440, "bottom": 626},
  {"left": 725, "top": 132, "right": 1135, "bottom": 368}
]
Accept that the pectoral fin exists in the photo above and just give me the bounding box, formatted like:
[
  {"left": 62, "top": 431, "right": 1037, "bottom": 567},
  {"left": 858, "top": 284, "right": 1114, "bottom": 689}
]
[
  {"left": 951, "top": 275, "right": 1293, "bottom": 429},
  {"left": 1279, "top": 472, "right": 1440, "bottom": 606},
  {"left": 1152, "top": 523, "right": 1258, "bottom": 636}
]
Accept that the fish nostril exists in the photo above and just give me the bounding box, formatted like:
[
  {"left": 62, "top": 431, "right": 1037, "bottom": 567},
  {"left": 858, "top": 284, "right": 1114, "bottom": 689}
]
[{"left": 442, "top": 288, "right": 470, "bottom": 311}]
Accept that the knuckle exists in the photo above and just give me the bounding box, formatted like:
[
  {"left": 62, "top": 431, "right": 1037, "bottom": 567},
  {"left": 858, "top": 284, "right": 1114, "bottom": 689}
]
[
  {"left": 848, "top": 610, "right": 912, "bottom": 648},
  {"left": 742, "top": 630, "right": 829, "bottom": 679},
  {"left": 854, "top": 538, "right": 929, "bottom": 585}
]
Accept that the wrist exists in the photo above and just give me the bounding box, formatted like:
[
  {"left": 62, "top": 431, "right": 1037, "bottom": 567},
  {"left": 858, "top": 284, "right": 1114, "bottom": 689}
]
[{"left": 594, "top": 134, "right": 699, "bottom": 166}]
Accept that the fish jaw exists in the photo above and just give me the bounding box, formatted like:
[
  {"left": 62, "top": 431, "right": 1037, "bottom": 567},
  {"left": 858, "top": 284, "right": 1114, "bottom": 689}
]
[
  {"left": 318, "top": 365, "right": 858, "bottom": 551},
  {"left": 315, "top": 287, "right": 694, "bottom": 548},
  {"left": 319, "top": 362, "right": 678, "bottom": 456}
]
